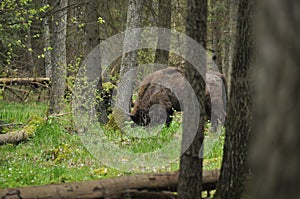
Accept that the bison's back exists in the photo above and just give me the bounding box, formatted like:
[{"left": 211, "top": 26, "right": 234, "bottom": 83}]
[{"left": 135, "top": 67, "right": 184, "bottom": 111}]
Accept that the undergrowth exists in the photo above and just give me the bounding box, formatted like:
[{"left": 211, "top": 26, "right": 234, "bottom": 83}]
[{"left": 0, "top": 101, "right": 224, "bottom": 188}]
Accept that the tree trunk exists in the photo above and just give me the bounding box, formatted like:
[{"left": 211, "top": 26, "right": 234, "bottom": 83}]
[
  {"left": 222, "top": 0, "right": 230, "bottom": 85},
  {"left": 223, "top": 0, "right": 238, "bottom": 97},
  {"left": 83, "top": 0, "right": 107, "bottom": 124},
  {"left": 113, "top": 0, "right": 143, "bottom": 123},
  {"left": 49, "top": 0, "right": 68, "bottom": 114},
  {"left": 120, "top": 0, "right": 143, "bottom": 75},
  {"left": 84, "top": 0, "right": 100, "bottom": 55},
  {"left": 177, "top": 0, "right": 207, "bottom": 198},
  {"left": 154, "top": 0, "right": 172, "bottom": 65},
  {"left": 214, "top": 0, "right": 254, "bottom": 198},
  {"left": 210, "top": 0, "right": 223, "bottom": 73},
  {"left": 43, "top": 0, "right": 51, "bottom": 79},
  {"left": 251, "top": 0, "right": 300, "bottom": 198}
]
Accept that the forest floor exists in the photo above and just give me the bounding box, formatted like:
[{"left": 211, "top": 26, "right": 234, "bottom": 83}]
[{"left": 0, "top": 101, "right": 224, "bottom": 188}]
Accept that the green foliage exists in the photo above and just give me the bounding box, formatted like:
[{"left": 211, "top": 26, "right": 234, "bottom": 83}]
[
  {"left": 0, "top": 0, "right": 49, "bottom": 76},
  {"left": 0, "top": 86, "right": 3, "bottom": 100},
  {"left": 138, "top": 49, "right": 155, "bottom": 64},
  {"left": 22, "top": 115, "right": 45, "bottom": 137},
  {"left": 97, "top": 17, "right": 105, "bottom": 24},
  {"left": 102, "top": 81, "right": 116, "bottom": 93},
  {"left": 105, "top": 113, "right": 123, "bottom": 133}
]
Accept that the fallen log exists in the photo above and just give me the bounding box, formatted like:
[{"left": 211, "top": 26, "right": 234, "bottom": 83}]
[
  {"left": 0, "top": 77, "right": 50, "bottom": 87},
  {"left": 0, "top": 169, "right": 220, "bottom": 199},
  {"left": 118, "top": 190, "right": 177, "bottom": 199},
  {"left": 0, "top": 116, "right": 45, "bottom": 145}
]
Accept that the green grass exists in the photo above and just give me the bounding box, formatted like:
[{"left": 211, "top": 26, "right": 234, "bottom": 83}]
[
  {"left": 0, "top": 102, "right": 224, "bottom": 188},
  {"left": 0, "top": 102, "right": 122, "bottom": 188},
  {"left": 0, "top": 102, "right": 47, "bottom": 124},
  {"left": 106, "top": 120, "right": 181, "bottom": 153}
]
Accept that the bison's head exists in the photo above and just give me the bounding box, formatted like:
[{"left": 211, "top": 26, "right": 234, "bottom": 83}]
[
  {"left": 127, "top": 109, "right": 151, "bottom": 126},
  {"left": 127, "top": 102, "right": 171, "bottom": 127}
]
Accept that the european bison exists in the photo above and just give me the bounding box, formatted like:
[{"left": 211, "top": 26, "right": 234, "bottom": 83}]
[{"left": 127, "top": 67, "right": 226, "bottom": 128}]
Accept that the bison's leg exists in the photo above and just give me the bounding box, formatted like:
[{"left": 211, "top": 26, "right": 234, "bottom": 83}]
[{"left": 165, "top": 109, "right": 174, "bottom": 127}]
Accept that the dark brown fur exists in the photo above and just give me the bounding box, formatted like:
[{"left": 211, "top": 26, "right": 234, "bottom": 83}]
[{"left": 130, "top": 67, "right": 226, "bottom": 127}]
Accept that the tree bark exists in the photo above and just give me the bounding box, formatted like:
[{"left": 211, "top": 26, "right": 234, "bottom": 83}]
[
  {"left": 113, "top": 0, "right": 144, "bottom": 124},
  {"left": 177, "top": 0, "right": 207, "bottom": 199},
  {"left": 120, "top": 0, "right": 143, "bottom": 75},
  {"left": 214, "top": 0, "right": 254, "bottom": 198},
  {"left": 210, "top": 0, "right": 223, "bottom": 73},
  {"left": 84, "top": 0, "right": 100, "bottom": 55},
  {"left": 83, "top": 0, "right": 107, "bottom": 124},
  {"left": 43, "top": 0, "right": 52, "bottom": 79},
  {"left": 222, "top": 0, "right": 230, "bottom": 81},
  {"left": 0, "top": 170, "right": 219, "bottom": 199},
  {"left": 154, "top": 0, "right": 172, "bottom": 65},
  {"left": 250, "top": 0, "right": 300, "bottom": 198},
  {"left": 223, "top": 0, "right": 238, "bottom": 97},
  {"left": 49, "top": 0, "right": 68, "bottom": 114}
]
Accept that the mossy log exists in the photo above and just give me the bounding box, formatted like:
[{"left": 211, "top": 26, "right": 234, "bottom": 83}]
[
  {"left": 0, "top": 116, "right": 45, "bottom": 145},
  {"left": 0, "top": 169, "right": 220, "bottom": 199}
]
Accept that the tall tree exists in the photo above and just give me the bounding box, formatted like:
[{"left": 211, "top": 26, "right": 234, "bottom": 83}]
[
  {"left": 84, "top": 0, "right": 100, "bottom": 55},
  {"left": 210, "top": 0, "right": 223, "bottom": 73},
  {"left": 109, "top": 0, "right": 143, "bottom": 77},
  {"left": 223, "top": 0, "right": 239, "bottom": 96},
  {"left": 214, "top": 0, "right": 254, "bottom": 198},
  {"left": 177, "top": 0, "right": 207, "bottom": 198},
  {"left": 82, "top": 0, "right": 107, "bottom": 124},
  {"left": 120, "top": 0, "right": 144, "bottom": 75},
  {"left": 113, "top": 0, "right": 143, "bottom": 121},
  {"left": 222, "top": 0, "right": 230, "bottom": 90},
  {"left": 43, "top": 0, "right": 51, "bottom": 78},
  {"left": 49, "top": 0, "right": 68, "bottom": 114},
  {"left": 251, "top": 0, "right": 300, "bottom": 198},
  {"left": 154, "top": 0, "right": 172, "bottom": 65}
]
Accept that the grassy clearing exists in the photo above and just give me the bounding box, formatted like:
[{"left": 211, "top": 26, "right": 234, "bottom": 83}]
[
  {"left": 0, "top": 102, "right": 224, "bottom": 188},
  {"left": 0, "top": 102, "right": 122, "bottom": 188}
]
